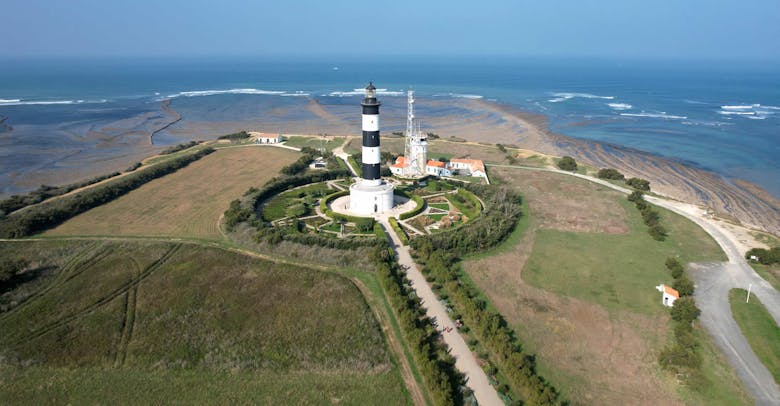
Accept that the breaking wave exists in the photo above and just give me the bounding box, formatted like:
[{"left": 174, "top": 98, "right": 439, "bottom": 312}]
[
  {"left": 607, "top": 103, "right": 632, "bottom": 110},
  {"left": 166, "top": 88, "right": 286, "bottom": 98},
  {"left": 0, "top": 99, "right": 107, "bottom": 106},
  {"left": 620, "top": 112, "right": 687, "bottom": 120},
  {"left": 328, "top": 88, "right": 404, "bottom": 97},
  {"left": 548, "top": 92, "right": 615, "bottom": 103}
]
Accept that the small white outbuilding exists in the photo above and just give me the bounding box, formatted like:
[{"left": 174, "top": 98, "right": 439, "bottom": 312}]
[{"left": 656, "top": 284, "right": 680, "bottom": 307}]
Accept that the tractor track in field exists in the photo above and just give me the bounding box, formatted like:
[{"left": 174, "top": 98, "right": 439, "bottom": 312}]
[
  {"left": 113, "top": 256, "right": 142, "bottom": 368},
  {"left": 11, "top": 244, "right": 181, "bottom": 346},
  {"left": 0, "top": 242, "right": 111, "bottom": 321}
]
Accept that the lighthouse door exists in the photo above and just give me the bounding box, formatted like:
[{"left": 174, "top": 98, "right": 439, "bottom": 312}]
[{"left": 374, "top": 204, "right": 377, "bottom": 213}]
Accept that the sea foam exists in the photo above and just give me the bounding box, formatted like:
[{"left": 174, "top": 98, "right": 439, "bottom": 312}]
[
  {"left": 607, "top": 103, "right": 632, "bottom": 110},
  {"left": 0, "top": 99, "right": 105, "bottom": 106},
  {"left": 167, "top": 88, "right": 286, "bottom": 98},
  {"left": 620, "top": 112, "right": 687, "bottom": 120},
  {"left": 548, "top": 92, "right": 615, "bottom": 103}
]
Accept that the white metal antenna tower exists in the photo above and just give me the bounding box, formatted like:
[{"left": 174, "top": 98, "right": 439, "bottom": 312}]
[{"left": 403, "top": 90, "right": 427, "bottom": 177}]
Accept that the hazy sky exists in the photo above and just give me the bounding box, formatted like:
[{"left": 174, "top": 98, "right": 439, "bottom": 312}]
[{"left": 4, "top": 0, "right": 779, "bottom": 60}]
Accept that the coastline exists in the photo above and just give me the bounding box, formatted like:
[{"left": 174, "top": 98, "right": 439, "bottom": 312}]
[
  {"left": 1, "top": 95, "right": 777, "bottom": 236},
  {"left": 458, "top": 99, "right": 780, "bottom": 236}
]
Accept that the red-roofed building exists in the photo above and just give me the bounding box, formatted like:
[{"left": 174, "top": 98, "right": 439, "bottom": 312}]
[
  {"left": 426, "top": 160, "right": 451, "bottom": 176},
  {"left": 656, "top": 284, "right": 680, "bottom": 307},
  {"left": 448, "top": 158, "right": 487, "bottom": 178},
  {"left": 389, "top": 156, "right": 407, "bottom": 176}
]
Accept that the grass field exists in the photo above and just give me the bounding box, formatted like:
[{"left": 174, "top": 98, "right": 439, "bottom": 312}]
[
  {"left": 751, "top": 263, "right": 780, "bottom": 291},
  {"left": 0, "top": 240, "right": 409, "bottom": 404},
  {"left": 45, "top": 147, "right": 299, "bottom": 240},
  {"left": 729, "top": 288, "right": 780, "bottom": 384},
  {"left": 283, "top": 135, "right": 344, "bottom": 152},
  {"left": 461, "top": 167, "right": 745, "bottom": 405}
]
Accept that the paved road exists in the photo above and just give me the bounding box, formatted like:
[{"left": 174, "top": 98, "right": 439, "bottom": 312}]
[
  {"left": 490, "top": 163, "right": 780, "bottom": 404},
  {"left": 378, "top": 218, "right": 504, "bottom": 406},
  {"left": 691, "top": 262, "right": 780, "bottom": 405}
]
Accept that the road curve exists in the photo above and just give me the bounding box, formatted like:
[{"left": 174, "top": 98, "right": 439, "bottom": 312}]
[{"left": 490, "top": 163, "right": 780, "bottom": 404}]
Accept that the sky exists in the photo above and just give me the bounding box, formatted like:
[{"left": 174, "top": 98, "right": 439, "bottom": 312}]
[{"left": 3, "top": 0, "right": 779, "bottom": 61}]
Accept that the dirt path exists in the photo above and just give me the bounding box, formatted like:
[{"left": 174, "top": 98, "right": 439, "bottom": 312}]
[
  {"left": 490, "top": 163, "right": 780, "bottom": 404},
  {"left": 332, "top": 138, "right": 358, "bottom": 177},
  {"left": 377, "top": 218, "right": 504, "bottom": 406}
]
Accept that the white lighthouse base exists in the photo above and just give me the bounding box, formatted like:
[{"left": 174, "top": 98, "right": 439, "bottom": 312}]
[{"left": 348, "top": 181, "right": 395, "bottom": 215}]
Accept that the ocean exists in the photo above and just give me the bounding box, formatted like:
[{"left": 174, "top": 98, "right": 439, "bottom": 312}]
[{"left": 1, "top": 56, "right": 778, "bottom": 198}]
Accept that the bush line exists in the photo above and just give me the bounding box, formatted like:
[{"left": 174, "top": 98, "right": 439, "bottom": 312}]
[
  {"left": 371, "top": 244, "right": 465, "bottom": 405},
  {"left": 411, "top": 184, "right": 560, "bottom": 404},
  {"left": 628, "top": 191, "right": 667, "bottom": 241},
  {"left": 0, "top": 147, "right": 215, "bottom": 238}
]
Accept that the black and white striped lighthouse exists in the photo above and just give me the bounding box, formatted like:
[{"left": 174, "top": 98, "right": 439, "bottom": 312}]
[
  {"left": 361, "top": 82, "right": 382, "bottom": 185},
  {"left": 348, "top": 82, "right": 395, "bottom": 215}
]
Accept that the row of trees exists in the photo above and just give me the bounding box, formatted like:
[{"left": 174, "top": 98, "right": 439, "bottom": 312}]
[
  {"left": 628, "top": 191, "right": 667, "bottom": 241},
  {"left": 0, "top": 147, "right": 215, "bottom": 238},
  {"left": 658, "top": 257, "right": 705, "bottom": 387},
  {"left": 412, "top": 184, "right": 520, "bottom": 255},
  {"left": 411, "top": 184, "right": 560, "bottom": 404},
  {"left": 281, "top": 147, "right": 319, "bottom": 176},
  {"left": 372, "top": 244, "right": 465, "bottom": 405},
  {"left": 160, "top": 140, "right": 200, "bottom": 155},
  {"left": 0, "top": 172, "right": 122, "bottom": 215},
  {"left": 596, "top": 167, "right": 651, "bottom": 192},
  {"left": 217, "top": 131, "right": 250, "bottom": 140}
]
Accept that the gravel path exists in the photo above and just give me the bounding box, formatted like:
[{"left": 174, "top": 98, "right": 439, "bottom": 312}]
[{"left": 378, "top": 217, "right": 504, "bottom": 406}]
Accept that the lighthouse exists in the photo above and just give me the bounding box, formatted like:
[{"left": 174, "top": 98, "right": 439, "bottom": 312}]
[
  {"left": 349, "top": 82, "right": 395, "bottom": 215},
  {"left": 361, "top": 82, "right": 382, "bottom": 185}
]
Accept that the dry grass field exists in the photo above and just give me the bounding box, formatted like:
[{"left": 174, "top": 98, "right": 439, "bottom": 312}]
[
  {"left": 0, "top": 240, "right": 408, "bottom": 404},
  {"left": 46, "top": 146, "right": 298, "bottom": 239},
  {"left": 462, "top": 167, "right": 747, "bottom": 405}
]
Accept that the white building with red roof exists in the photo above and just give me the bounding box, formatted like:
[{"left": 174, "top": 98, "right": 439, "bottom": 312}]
[{"left": 656, "top": 284, "right": 680, "bottom": 307}]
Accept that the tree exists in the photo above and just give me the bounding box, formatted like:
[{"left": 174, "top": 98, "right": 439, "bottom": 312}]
[
  {"left": 671, "top": 297, "right": 701, "bottom": 324},
  {"left": 666, "top": 257, "right": 684, "bottom": 279},
  {"left": 596, "top": 168, "right": 625, "bottom": 180},
  {"left": 557, "top": 156, "right": 577, "bottom": 171},
  {"left": 497, "top": 144, "right": 507, "bottom": 153},
  {"left": 673, "top": 276, "right": 695, "bottom": 297},
  {"left": 626, "top": 177, "right": 651, "bottom": 191},
  {"left": 627, "top": 190, "right": 644, "bottom": 202}
]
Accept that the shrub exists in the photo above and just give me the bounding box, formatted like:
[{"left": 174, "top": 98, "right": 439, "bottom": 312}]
[
  {"left": 626, "top": 177, "right": 651, "bottom": 191},
  {"left": 596, "top": 168, "right": 625, "bottom": 180},
  {"left": 671, "top": 297, "right": 701, "bottom": 324},
  {"left": 217, "top": 130, "right": 250, "bottom": 140},
  {"left": 673, "top": 276, "right": 695, "bottom": 297},
  {"left": 745, "top": 247, "right": 780, "bottom": 265},
  {"left": 556, "top": 156, "right": 577, "bottom": 171},
  {"left": 399, "top": 193, "right": 426, "bottom": 220}
]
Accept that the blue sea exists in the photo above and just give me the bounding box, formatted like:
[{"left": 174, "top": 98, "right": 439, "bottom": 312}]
[{"left": 1, "top": 56, "right": 778, "bottom": 198}]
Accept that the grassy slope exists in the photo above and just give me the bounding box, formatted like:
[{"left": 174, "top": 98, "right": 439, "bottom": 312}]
[
  {"left": 45, "top": 147, "right": 298, "bottom": 240},
  {"left": 0, "top": 240, "right": 408, "bottom": 404},
  {"left": 729, "top": 288, "right": 780, "bottom": 384},
  {"left": 524, "top": 198, "right": 725, "bottom": 315},
  {"left": 461, "top": 167, "right": 746, "bottom": 405},
  {"left": 284, "top": 136, "right": 344, "bottom": 152}
]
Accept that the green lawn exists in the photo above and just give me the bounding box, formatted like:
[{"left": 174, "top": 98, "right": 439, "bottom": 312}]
[
  {"left": 729, "top": 288, "right": 780, "bottom": 384},
  {"left": 428, "top": 203, "right": 450, "bottom": 211},
  {"left": 0, "top": 240, "right": 408, "bottom": 404},
  {"left": 283, "top": 136, "right": 345, "bottom": 152},
  {"left": 751, "top": 263, "right": 780, "bottom": 291},
  {"left": 523, "top": 199, "right": 726, "bottom": 315},
  {"left": 262, "top": 182, "right": 332, "bottom": 221}
]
